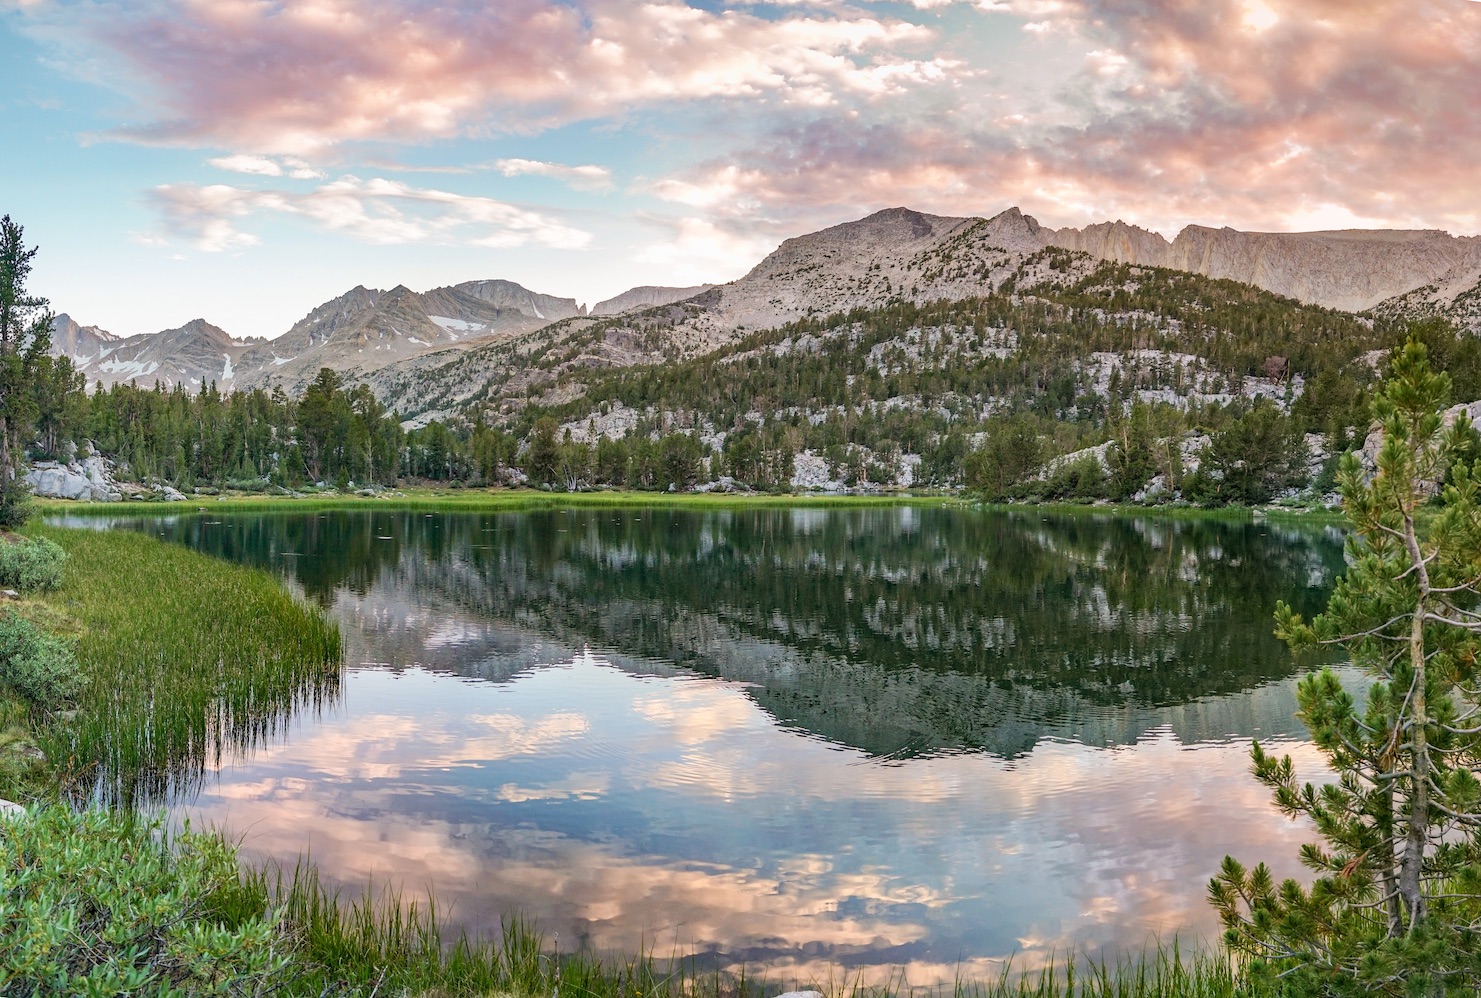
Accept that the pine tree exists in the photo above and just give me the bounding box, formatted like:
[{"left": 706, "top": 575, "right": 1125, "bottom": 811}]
[
  {"left": 1209, "top": 338, "right": 1481, "bottom": 995},
  {"left": 0, "top": 216, "right": 53, "bottom": 526}
]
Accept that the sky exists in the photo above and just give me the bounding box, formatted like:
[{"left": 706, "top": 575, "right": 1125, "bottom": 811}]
[{"left": 2, "top": 0, "right": 1480, "bottom": 341}]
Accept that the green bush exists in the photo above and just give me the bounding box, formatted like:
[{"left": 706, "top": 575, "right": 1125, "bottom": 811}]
[
  {"left": 0, "top": 806, "right": 290, "bottom": 996},
  {"left": 1042, "top": 454, "right": 1109, "bottom": 501},
  {"left": 0, "top": 613, "right": 79, "bottom": 711},
  {"left": 0, "top": 477, "right": 33, "bottom": 531},
  {"left": 0, "top": 536, "right": 65, "bottom": 593}
]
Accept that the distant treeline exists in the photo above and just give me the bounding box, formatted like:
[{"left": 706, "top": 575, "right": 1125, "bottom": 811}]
[{"left": 30, "top": 365, "right": 720, "bottom": 492}]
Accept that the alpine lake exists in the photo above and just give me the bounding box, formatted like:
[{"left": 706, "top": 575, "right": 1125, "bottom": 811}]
[{"left": 56, "top": 504, "right": 1353, "bottom": 984}]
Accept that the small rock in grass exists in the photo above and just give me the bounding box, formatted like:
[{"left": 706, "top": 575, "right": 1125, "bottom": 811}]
[
  {"left": 0, "top": 799, "right": 26, "bottom": 821},
  {"left": 7, "top": 742, "right": 45, "bottom": 761},
  {"left": 1, "top": 589, "right": 17, "bottom": 599},
  {"left": 776, "top": 992, "right": 825, "bottom": 998}
]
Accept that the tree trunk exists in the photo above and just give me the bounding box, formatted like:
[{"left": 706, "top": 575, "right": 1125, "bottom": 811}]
[
  {"left": 0, "top": 413, "right": 13, "bottom": 483},
  {"left": 1381, "top": 783, "right": 1403, "bottom": 937},
  {"left": 1400, "top": 513, "right": 1431, "bottom": 934}
]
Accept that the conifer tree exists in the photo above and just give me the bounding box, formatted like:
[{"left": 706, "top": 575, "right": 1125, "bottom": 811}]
[
  {"left": 0, "top": 216, "right": 53, "bottom": 527},
  {"left": 1209, "top": 338, "right": 1481, "bottom": 995}
]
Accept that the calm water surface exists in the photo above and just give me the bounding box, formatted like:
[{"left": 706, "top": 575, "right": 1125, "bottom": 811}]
[{"left": 72, "top": 507, "right": 1351, "bottom": 982}]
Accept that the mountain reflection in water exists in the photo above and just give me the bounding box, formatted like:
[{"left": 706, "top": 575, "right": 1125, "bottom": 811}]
[{"left": 68, "top": 506, "right": 1349, "bottom": 980}]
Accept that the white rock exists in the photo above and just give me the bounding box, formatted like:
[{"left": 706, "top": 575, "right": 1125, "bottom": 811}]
[
  {"left": 25, "top": 459, "right": 123, "bottom": 502},
  {"left": 775, "top": 991, "right": 824, "bottom": 998},
  {"left": 790, "top": 451, "right": 843, "bottom": 491},
  {"left": 0, "top": 799, "right": 26, "bottom": 822},
  {"left": 898, "top": 452, "right": 922, "bottom": 488}
]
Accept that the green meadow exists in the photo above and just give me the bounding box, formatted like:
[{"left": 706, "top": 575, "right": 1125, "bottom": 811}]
[
  {"left": 33, "top": 483, "right": 1343, "bottom": 525},
  {"left": 36, "top": 485, "right": 951, "bottom": 515}
]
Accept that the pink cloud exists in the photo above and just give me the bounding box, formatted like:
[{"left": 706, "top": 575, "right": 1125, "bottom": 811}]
[
  {"left": 652, "top": 0, "right": 1481, "bottom": 237},
  {"left": 18, "top": 0, "right": 1481, "bottom": 264},
  {"left": 26, "top": 0, "right": 943, "bottom": 154}
]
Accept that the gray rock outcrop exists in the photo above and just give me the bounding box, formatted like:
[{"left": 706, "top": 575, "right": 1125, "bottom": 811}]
[
  {"left": 25, "top": 456, "right": 123, "bottom": 502},
  {"left": 1359, "top": 400, "right": 1481, "bottom": 482},
  {"left": 1049, "top": 220, "right": 1481, "bottom": 313},
  {"left": 592, "top": 284, "right": 715, "bottom": 316}
]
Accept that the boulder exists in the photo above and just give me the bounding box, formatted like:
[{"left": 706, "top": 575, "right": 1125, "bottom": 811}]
[
  {"left": 1359, "top": 400, "right": 1481, "bottom": 481},
  {"left": 0, "top": 798, "right": 26, "bottom": 822},
  {"left": 25, "top": 457, "right": 123, "bottom": 502}
]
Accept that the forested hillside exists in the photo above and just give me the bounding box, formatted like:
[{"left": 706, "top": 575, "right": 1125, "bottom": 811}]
[
  {"left": 28, "top": 251, "right": 1481, "bottom": 507},
  {"left": 471, "top": 256, "right": 1481, "bottom": 503}
]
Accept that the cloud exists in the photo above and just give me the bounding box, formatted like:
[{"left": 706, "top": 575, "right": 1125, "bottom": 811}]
[
  {"left": 208, "top": 154, "right": 325, "bottom": 179},
  {"left": 633, "top": 217, "right": 776, "bottom": 285},
  {"left": 149, "top": 175, "right": 593, "bottom": 251},
  {"left": 635, "top": 0, "right": 1481, "bottom": 239},
  {"left": 494, "top": 158, "right": 614, "bottom": 192},
  {"left": 16, "top": 0, "right": 1481, "bottom": 282},
  {"left": 22, "top": 0, "right": 945, "bottom": 154}
]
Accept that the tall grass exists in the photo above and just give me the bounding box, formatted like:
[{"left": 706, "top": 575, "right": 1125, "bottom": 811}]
[{"left": 24, "top": 524, "right": 342, "bottom": 804}]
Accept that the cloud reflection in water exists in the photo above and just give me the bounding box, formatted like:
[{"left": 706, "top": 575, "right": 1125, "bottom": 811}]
[{"left": 184, "top": 657, "right": 1325, "bottom": 983}]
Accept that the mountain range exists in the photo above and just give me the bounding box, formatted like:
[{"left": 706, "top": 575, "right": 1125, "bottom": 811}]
[{"left": 53, "top": 207, "right": 1481, "bottom": 412}]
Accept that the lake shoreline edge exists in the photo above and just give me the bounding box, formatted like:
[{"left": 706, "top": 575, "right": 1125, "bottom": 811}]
[{"left": 34, "top": 484, "right": 1349, "bottom": 526}]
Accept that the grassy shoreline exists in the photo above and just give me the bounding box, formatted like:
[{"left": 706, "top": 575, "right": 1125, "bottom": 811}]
[
  {"left": 36, "top": 487, "right": 953, "bottom": 515},
  {"left": 0, "top": 520, "right": 1269, "bottom": 996},
  {"left": 33, "top": 484, "right": 1345, "bottom": 525}
]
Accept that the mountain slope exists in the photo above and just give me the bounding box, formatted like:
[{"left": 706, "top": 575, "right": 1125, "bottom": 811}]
[
  {"left": 1048, "top": 221, "right": 1481, "bottom": 312},
  {"left": 232, "top": 279, "right": 585, "bottom": 396},
  {"left": 54, "top": 205, "right": 1481, "bottom": 409},
  {"left": 592, "top": 285, "right": 715, "bottom": 316},
  {"left": 51, "top": 313, "right": 120, "bottom": 365},
  {"left": 365, "top": 207, "right": 1101, "bottom": 419},
  {"left": 52, "top": 316, "right": 267, "bottom": 391},
  {"left": 1369, "top": 270, "right": 1481, "bottom": 332}
]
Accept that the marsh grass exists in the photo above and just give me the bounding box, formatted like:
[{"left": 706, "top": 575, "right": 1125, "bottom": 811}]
[{"left": 22, "top": 524, "right": 342, "bottom": 804}]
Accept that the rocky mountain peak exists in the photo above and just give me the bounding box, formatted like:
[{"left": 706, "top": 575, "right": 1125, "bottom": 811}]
[
  {"left": 50, "top": 313, "right": 121, "bottom": 363},
  {"left": 977, "top": 206, "right": 1052, "bottom": 251},
  {"left": 448, "top": 279, "right": 586, "bottom": 319},
  {"left": 1050, "top": 218, "right": 1171, "bottom": 263},
  {"left": 167, "top": 318, "right": 235, "bottom": 346}
]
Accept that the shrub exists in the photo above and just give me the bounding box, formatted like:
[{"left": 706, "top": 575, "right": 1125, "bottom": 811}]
[
  {"left": 0, "top": 478, "right": 32, "bottom": 532},
  {"left": 0, "top": 613, "right": 79, "bottom": 711},
  {"left": 0, "top": 806, "right": 291, "bottom": 996},
  {"left": 1042, "top": 454, "right": 1108, "bottom": 501},
  {"left": 0, "top": 536, "right": 65, "bottom": 593}
]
